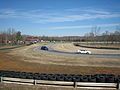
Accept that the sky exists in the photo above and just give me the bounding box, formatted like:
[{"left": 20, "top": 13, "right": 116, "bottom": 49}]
[{"left": 0, "top": 0, "right": 120, "bottom": 36}]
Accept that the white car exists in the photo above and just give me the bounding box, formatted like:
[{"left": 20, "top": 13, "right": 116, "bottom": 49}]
[{"left": 77, "top": 49, "right": 91, "bottom": 54}]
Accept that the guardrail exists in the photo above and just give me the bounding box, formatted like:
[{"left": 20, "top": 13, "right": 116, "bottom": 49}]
[{"left": 0, "top": 70, "right": 120, "bottom": 89}]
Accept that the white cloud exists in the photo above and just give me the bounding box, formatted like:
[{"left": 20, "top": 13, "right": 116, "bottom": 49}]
[
  {"left": 82, "top": 9, "right": 110, "bottom": 15},
  {"left": 46, "top": 23, "right": 120, "bottom": 30},
  {"left": 0, "top": 9, "right": 18, "bottom": 18},
  {"left": 0, "top": 8, "right": 120, "bottom": 23}
]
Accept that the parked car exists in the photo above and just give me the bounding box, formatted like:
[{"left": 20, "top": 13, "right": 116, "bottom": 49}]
[
  {"left": 77, "top": 49, "right": 91, "bottom": 54},
  {"left": 41, "top": 46, "right": 49, "bottom": 50}
]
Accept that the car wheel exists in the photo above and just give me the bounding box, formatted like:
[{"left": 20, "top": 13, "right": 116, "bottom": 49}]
[{"left": 86, "top": 52, "right": 89, "bottom": 54}]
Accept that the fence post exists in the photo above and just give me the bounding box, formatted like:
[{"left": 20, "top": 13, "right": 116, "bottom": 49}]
[
  {"left": 0, "top": 77, "right": 2, "bottom": 83},
  {"left": 117, "top": 82, "right": 120, "bottom": 90},
  {"left": 33, "top": 79, "right": 36, "bottom": 85},
  {"left": 74, "top": 82, "right": 77, "bottom": 88}
]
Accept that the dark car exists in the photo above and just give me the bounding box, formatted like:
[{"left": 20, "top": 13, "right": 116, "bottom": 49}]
[{"left": 41, "top": 46, "right": 48, "bottom": 50}]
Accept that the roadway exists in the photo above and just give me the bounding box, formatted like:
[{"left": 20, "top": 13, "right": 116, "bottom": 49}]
[{"left": 34, "top": 43, "right": 120, "bottom": 59}]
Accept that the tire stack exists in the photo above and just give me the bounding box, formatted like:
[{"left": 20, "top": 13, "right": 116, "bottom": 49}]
[{"left": 0, "top": 70, "right": 119, "bottom": 83}]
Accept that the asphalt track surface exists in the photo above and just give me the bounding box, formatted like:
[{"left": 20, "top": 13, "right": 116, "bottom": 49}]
[{"left": 34, "top": 44, "right": 120, "bottom": 59}]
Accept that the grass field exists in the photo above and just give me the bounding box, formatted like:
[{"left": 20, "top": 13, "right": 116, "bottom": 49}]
[
  {"left": 0, "top": 42, "right": 120, "bottom": 75},
  {"left": 0, "top": 42, "right": 120, "bottom": 90}
]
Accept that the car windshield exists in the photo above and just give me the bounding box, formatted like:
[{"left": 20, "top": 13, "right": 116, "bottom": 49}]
[
  {"left": 0, "top": 0, "right": 120, "bottom": 89},
  {"left": 81, "top": 50, "right": 85, "bottom": 51}
]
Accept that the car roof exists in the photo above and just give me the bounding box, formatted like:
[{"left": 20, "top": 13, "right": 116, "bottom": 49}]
[
  {"left": 42, "top": 46, "right": 47, "bottom": 47},
  {"left": 80, "top": 49, "right": 86, "bottom": 51}
]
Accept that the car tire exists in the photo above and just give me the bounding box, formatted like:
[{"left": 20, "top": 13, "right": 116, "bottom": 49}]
[{"left": 86, "top": 52, "right": 89, "bottom": 54}]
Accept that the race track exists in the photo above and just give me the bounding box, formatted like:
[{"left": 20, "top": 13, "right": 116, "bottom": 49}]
[{"left": 34, "top": 43, "right": 120, "bottom": 59}]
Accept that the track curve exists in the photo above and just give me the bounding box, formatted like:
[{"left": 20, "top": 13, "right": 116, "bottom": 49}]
[{"left": 34, "top": 43, "right": 120, "bottom": 59}]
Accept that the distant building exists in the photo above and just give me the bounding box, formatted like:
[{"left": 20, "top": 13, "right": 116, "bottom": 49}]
[{"left": 25, "top": 36, "right": 39, "bottom": 44}]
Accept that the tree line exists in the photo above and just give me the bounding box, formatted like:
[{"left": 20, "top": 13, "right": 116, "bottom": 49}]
[
  {"left": 0, "top": 28, "right": 120, "bottom": 46},
  {"left": 0, "top": 28, "right": 23, "bottom": 45},
  {"left": 84, "top": 26, "right": 120, "bottom": 43},
  {"left": 40, "top": 30, "right": 120, "bottom": 43}
]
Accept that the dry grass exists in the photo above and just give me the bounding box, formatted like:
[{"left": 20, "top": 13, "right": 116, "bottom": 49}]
[
  {"left": 1, "top": 51, "right": 120, "bottom": 74},
  {"left": 1, "top": 83, "right": 113, "bottom": 90},
  {"left": 5, "top": 43, "right": 120, "bottom": 67},
  {"left": 0, "top": 43, "right": 120, "bottom": 75}
]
